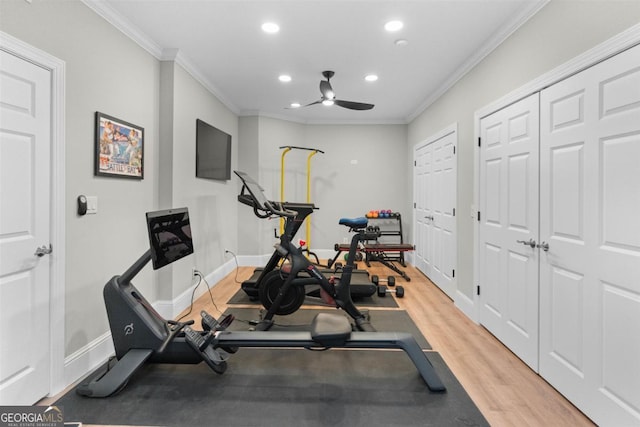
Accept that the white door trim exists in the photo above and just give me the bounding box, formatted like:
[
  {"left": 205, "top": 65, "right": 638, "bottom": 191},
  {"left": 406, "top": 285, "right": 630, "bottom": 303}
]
[
  {"left": 0, "top": 31, "right": 66, "bottom": 397},
  {"left": 469, "top": 23, "right": 640, "bottom": 324}
]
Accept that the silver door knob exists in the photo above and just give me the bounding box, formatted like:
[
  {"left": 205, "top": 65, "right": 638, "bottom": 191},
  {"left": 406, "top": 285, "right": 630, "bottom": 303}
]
[
  {"left": 516, "top": 239, "right": 536, "bottom": 249},
  {"left": 34, "top": 244, "right": 53, "bottom": 257},
  {"left": 537, "top": 241, "right": 549, "bottom": 252}
]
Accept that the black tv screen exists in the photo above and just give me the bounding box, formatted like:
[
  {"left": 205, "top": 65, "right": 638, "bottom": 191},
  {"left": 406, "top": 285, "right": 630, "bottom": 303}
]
[
  {"left": 196, "top": 119, "right": 231, "bottom": 181},
  {"left": 146, "top": 207, "right": 193, "bottom": 270}
]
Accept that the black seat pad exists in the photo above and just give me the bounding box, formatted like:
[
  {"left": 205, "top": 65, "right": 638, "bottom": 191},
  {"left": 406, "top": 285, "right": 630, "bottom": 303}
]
[{"left": 310, "top": 313, "right": 352, "bottom": 346}]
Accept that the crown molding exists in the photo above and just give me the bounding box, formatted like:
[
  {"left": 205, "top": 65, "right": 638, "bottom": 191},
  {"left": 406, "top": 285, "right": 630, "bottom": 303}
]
[
  {"left": 81, "top": 0, "right": 240, "bottom": 115},
  {"left": 406, "top": 0, "right": 549, "bottom": 123}
]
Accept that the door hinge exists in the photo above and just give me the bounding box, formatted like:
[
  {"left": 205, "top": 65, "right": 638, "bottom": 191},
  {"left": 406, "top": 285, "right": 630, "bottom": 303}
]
[
  {"left": 478, "top": 137, "right": 481, "bottom": 147},
  {"left": 414, "top": 160, "right": 416, "bottom": 166},
  {"left": 477, "top": 285, "right": 480, "bottom": 296},
  {"left": 452, "top": 269, "right": 455, "bottom": 278},
  {"left": 453, "top": 146, "right": 456, "bottom": 154},
  {"left": 477, "top": 211, "right": 481, "bottom": 222},
  {"left": 453, "top": 208, "right": 455, "bottom": 216},
  {"left": 413, "top": 202, "right": 416, "bottom": 208}
]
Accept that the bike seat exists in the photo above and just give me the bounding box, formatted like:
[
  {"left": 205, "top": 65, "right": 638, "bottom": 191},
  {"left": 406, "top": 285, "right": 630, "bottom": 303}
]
[
  {"left": 310, "top": 313, "right": 352, "bottom": 347},
  {"left": 338, "top": 217, "right": 368, "bottom": 231}
]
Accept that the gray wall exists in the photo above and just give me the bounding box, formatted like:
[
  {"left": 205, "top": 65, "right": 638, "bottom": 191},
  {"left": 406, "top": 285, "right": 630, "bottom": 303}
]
[
  {"left": 0, "top": 0, "right": 238, "bottom": 357},
  {"left": 237, "top": 117, "right": 407, "bottom": 255},
  {"left": 407, "top": 0, "right": 640, "bottom": 300},
  {"left": 167, "top": 63, "right": 239, "bottom": 297}
]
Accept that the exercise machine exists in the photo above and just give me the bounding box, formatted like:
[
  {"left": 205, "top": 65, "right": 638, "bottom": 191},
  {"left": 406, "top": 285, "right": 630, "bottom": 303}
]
[
  {"left": 236, "top": 170, "right": 379, "bottom": 327},
  {"left": 240, "top": 177, "right": 376, "bottom": 306},
  {"left": 76, "top": 205, "right": 446, "bottom": 397}
]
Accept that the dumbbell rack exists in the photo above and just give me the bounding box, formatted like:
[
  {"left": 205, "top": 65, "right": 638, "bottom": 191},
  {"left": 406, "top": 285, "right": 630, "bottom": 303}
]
[{"left": 363, "top": 213, "right": 413, "bottom": 281}]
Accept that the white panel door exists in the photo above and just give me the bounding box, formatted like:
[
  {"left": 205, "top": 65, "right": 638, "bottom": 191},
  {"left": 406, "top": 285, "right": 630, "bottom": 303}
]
[
  {"left": 414, "top": 127, "right": 457, "bottom": 298},
  {"left": 0, "top": 50, "right": 52, "bottom": 405},
  {"left": 414, "top": 142, "right": 433, "bottom": 277},
  {"left": 539, "top": 43, "right": 640, "bottom": 426},
  {"left": 479, "top": 93, "right": 540, "bottom": 370}
]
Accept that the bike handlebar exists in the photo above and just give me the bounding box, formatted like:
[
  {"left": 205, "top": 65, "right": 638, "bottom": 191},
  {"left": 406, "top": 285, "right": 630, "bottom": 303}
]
[{"left": 264, "top": 200, "right": 298, "bottom": 218}]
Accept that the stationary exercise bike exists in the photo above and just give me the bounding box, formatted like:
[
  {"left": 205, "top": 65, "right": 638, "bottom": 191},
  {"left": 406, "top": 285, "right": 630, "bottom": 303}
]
[
  {"left": 77, "top": 204, "right": 446, "bottom": 397},
  {"left": 236, "top": 171, "right": 382, "bottom": 331},
  {"left": 239, "top": 191, "right": 376, "bottom": 304}
]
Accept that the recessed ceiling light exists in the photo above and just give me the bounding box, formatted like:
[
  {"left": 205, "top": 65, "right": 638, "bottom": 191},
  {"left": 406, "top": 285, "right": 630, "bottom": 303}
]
[
  {"left": 279, "top": 74, "right": 292, "bottom": 82},
  {"left": 290, "top": 102, "right": 301, "bottom": 108},
  {"left": 395, "top": 39, "right": 409, "bottom": 46},
  {"left": 365, "top": 74, "right": 378, "bottom": 82},
  {"left": 262, "top": 22, "right": 280, "bottom": 34},
  {"left": 384, "top": 20, "right": 403, "bottom": 32}
]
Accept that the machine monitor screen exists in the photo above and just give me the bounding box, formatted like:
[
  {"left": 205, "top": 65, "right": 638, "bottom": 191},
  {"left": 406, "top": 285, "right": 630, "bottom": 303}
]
[
  {"left": 234, "top": 170, "right": 271, "bottom": 210},
  {"left": 146, "top": 207, "right": 193, "bottom": 270}
]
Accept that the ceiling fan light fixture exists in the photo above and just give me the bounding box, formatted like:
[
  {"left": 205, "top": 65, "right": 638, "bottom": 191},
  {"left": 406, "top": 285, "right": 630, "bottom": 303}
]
[
  {"left": 261, "top": 22, "right": 280, "bottom": 34},
  {"left": 365, "top": 74, "right": 378, "bottom": 82},
  {"left": 322, "top": 99, "right": 334, "bottom": 106},
  {"left": 384, "top": 20, "right": 403, "bottom": 32},
  {"left": 290, "top": 102, "right": 301, "bottom": 108},
  {"left": 278, "top": 74, "right": 292, "bottom": 82}
]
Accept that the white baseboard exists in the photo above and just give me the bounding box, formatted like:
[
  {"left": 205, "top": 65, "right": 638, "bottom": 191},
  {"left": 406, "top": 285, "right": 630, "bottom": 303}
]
[
  {"left": 154, "top": 258, "right": 240, "bottom": 319},
  {"left": 63, "top": 331, "right": 114, "bottom": 389},
  {"left": 454, "top": 290, "right": 479, "bottom": 324}
]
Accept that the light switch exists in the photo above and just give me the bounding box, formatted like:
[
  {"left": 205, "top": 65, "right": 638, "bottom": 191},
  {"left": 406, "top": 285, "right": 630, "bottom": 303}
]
[{"left": 86, "top": 196, "right": 98, "bottom": 214}]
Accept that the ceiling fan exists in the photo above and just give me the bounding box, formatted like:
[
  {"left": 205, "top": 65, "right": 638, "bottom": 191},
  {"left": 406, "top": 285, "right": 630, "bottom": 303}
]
[{"left": 298, "top": 71, "right": 374, "bottom": 111}]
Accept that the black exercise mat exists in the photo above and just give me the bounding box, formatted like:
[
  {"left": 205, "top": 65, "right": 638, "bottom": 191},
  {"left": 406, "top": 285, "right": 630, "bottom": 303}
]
[
  {"left": 56, "top": 350, "right": 488, "bottom": 427},
  {"left": 227, "top": 288, "right": 399, "bottom": 308},
  {"left": 223, "top": 307, "right": 431, "bottom": 349}
]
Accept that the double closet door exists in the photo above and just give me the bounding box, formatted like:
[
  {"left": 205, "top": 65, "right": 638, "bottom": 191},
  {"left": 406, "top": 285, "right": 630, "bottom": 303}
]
[{"left": 479, "top": 44, "right": 640, "bottom": 426}]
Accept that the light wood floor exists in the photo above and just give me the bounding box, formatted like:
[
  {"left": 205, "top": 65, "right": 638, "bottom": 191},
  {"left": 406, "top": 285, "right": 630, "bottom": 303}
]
[
  {"left": 178, "top": 261, "right": 595, "bottom": 427},
  {"left": 42, "top": 260, "right": 595, "bottom": 427}
]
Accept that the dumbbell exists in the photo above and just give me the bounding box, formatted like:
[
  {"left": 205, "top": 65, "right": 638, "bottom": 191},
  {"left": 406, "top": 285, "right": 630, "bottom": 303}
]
[
  {"left": 377, "top": 285, "right": 404, "bottom": 298},
  {"left": 371, "top": 275, "right": 395, "bottom": 287}
]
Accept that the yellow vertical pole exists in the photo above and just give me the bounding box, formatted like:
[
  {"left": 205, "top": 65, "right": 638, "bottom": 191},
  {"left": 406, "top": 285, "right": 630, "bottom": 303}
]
[
  {"left": 306, "top": 150, "right": 319, "bottom": 249},
  {"left": 280, "top": 147, "right": 292, "bottom": 235}
]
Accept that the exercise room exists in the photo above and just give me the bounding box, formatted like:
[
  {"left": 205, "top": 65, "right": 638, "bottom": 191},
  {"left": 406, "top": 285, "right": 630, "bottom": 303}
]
[{"left": 1, "top": 1, "right": 639, "bottom": 426}]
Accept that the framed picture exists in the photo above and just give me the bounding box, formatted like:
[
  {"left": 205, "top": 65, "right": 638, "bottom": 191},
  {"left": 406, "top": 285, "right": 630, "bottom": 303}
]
[{"left": 95, "top": 111, "right": 144, "bottom": 179}]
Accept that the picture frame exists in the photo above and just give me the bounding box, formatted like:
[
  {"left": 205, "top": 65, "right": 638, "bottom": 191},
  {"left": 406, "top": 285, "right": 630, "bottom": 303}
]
[{"left": 95, "top": 111, "right": 144, "bottom": 179}]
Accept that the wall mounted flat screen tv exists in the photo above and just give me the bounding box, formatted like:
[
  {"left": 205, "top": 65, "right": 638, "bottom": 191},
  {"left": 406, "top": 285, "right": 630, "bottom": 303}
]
[{"left": 196, "top": 119, "right": 231, "bottom": 181}]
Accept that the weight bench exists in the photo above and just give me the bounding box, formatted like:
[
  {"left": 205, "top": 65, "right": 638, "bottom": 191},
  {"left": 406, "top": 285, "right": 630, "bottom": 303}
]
[{"left": 330, "top": 243, "right": 414, "bottom": 281}]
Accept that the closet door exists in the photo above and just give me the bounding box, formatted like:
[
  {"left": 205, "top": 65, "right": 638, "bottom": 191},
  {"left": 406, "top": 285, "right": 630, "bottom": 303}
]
[
  {"left": 478, "top": 93, "right": 540, "bottom": 370},
  {"left": 539, "top": 44, "right": 640, "bottom": 426},
  {"left": 414, "top": 142, "right": 434, "bottom": 277},
  {"left": 413, "top": 127, "right": 457, "bottom": 298}
]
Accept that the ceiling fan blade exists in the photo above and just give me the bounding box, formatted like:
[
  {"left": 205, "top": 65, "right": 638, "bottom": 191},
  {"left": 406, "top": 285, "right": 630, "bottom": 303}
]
[
  {"left": 334, "top": 99, "right": 374, "bottom": 110},
  {"left": 319, "top": 80, "right": 334, "bottom": 99},
  {"left": 303, "top": 100, "right": 322, "bottom": 107}
]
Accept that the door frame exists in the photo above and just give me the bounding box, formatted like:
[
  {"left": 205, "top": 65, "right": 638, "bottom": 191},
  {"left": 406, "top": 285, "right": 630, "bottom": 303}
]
[
  {"left": 1, "top": 31, "right": 66, "bottom": 397},
  {"left": 468, "top": 23, "right": 640, "bottom": 324}
]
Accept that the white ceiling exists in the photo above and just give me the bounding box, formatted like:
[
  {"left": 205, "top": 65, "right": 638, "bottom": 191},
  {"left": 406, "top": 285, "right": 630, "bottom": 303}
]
[{"left": 86, "top": 0, "right": 547, "bottom": 124}]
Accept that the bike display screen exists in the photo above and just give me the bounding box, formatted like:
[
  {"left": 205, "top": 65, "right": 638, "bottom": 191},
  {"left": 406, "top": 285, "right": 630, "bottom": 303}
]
[{"left": 146, "top": 207, "right": 193, "bottom": 270}]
